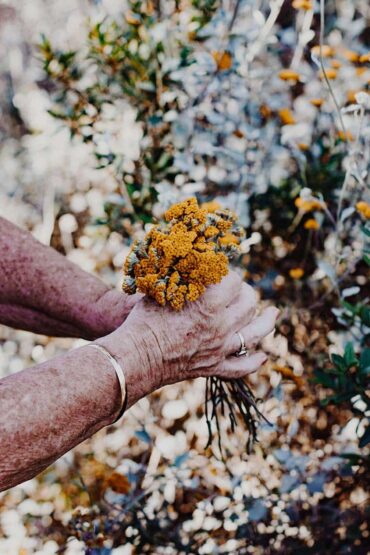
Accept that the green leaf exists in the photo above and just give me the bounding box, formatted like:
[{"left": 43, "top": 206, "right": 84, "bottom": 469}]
[
  {"left": 156, "top": 151, "right": 172, "bottom": 170},
  {"left": 313, "top": 370, "right": 336, "bottom": 388},
  {"left": 359, "top": 426, "right": 370, "bottom": 448},
  {"left": 344, "top": 343, "right": 358, "bottom": 368},
  {"left": 360, "top": 306, "right": 370, "bottom": 327},
  {"left": 360, "top": 349, "right": 370, "bottom": 375},
  {"left": 339, "top": 452, "right": 364, "bottom": 465},
  {"left": 361, "top": 225, "right": 370, "bottom": 237},
  {"left": 331, "top": 354, "right": 347, "bottom": 372},
  {"left": 364, "top": 255, "right": 370, "bottom": 267},
  {"left": 341, "top": 300, "right": 357, "bottom": 315}
]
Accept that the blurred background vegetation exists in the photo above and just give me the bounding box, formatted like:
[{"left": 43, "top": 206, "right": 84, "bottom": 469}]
[{"left": 0, "top": 0, "right": 369, "bottom": 553}]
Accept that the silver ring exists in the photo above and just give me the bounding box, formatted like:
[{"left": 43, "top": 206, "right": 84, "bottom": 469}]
[{"left": 235, "top": 331, "right": 248, "bottom": 357}]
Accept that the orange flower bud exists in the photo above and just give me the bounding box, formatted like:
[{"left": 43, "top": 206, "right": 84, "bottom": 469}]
[
  {"left": 289, "top": 268, "right": 304, "bottom": 279},
  {"left": 311, "top": 45, "right": 334, "bottom": 58},
  {"left": 279, "top": 69, "right": 301, "bottom": 82},
  {"left": 279, "top": 108, "right": 296, "bottom": 125},
  {"left": 292, "top": 0, "right": 313, "bottom": 10},
  {"left": 310, "top": 98, "right": 324, "bottom": 108},
  {"left": 213, "top": 51, "right": 233, "bottom": 71},
  {"left": 304, "top": 218, "right": 320, "bottom": 230},
  {"left": 319, "top": 68, "right": 337, "bottom": 80},
  {"left": 359, "top": 52, "right": 370, "bottom": 64},
  {"left": 356, "top": 201, "right": 370, "bottom": 219},
  {"left": 344, "top": 50, "right": 359, "bottom": 63}
]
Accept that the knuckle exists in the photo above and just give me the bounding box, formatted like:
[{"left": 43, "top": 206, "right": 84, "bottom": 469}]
[
  {"left": 222, "top": 270, "right": 242, "bottom": 293},
  {"left": 243, "top": 282, "right": 257, "bottom": 305},
  {"left": 230, "top": 269, "right": 243, "bottom": 286}
]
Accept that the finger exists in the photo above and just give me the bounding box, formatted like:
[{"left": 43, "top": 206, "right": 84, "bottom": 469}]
[
  {"left": 206, "top": 270, "right": 242, "bottom": 307},
  {"left": 225, "top": 282, "right": 257, "bottom": 328},
  {"left": 226, "top": 306, "right": 279, "bottom": 355},
  {"left": 215, "top": 351, "right": 268, "bottom": 379}
]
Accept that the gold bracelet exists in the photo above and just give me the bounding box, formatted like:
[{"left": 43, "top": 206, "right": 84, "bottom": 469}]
[{"left": 87, "top": 343, "right": 127, "bottom": 422}]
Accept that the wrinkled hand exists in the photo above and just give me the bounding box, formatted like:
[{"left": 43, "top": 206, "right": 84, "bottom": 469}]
[{"left": 98, "top": 272, "right": 278, "bottom": 408}]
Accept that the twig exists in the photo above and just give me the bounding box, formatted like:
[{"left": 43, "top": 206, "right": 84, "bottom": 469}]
[
  {"left": 291, "top": 7, "right": 314, "bottom": 69},
  {"left": 245, "top": 0, "right": 285, "bottom": 65},
  {"left": 318, "top": 0, "right": 347, "bottom": 142},
  {"left": 39, "top": 182, "right": 55, "bottom": 246},
  {"left": 205, "top": 375, "right": 270, "bottom": 454},
  {"left": 228, "top": 0, "right": 242, "bottom": 32}
]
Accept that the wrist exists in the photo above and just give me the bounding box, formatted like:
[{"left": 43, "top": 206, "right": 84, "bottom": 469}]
[{"left": 96, "top": 325, "right": 159, "bottom": 409}]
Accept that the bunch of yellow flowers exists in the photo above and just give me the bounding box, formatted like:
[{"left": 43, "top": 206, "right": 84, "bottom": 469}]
[{"left": 123, "top": 197, "right": 244, "bottom": 310}]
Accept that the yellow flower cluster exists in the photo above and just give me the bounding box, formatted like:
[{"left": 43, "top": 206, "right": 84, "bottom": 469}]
[
  {"left": 212, "top": 51, "right": 233, "bottom": 71},
  {"left": 295, "top": 197, "right": 323, "bottom": 212},
  {"left": 304, "top": 218, "right": 320, "bottom": 230},
  {"left": 292, "top": 0, "right": 313, "bottom": 10},
  {"left": 289, "top": 268, "right": 304, "bottom": 280},
  {"left": 279, "top": 69, "right": 301, "bottom": 82},
  {"left": 356, "top": 201, "right": 370, "bottom": 219},
  {"left": 123, "top": 198, "right": 244, "bottom": 310},
  {"left": 279, "top": 108, "right": 296, "bottom": 125}
]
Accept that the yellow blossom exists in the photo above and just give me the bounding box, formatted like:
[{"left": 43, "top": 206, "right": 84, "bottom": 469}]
[
  {"left": 356, "top": 67, "right": 367, "bottom": 77},
  {"left": 319, "top": 68, "right": 337, "bottom": 80},
  {"left": 292, "top": 0, "right": 313, "bottom": 10},
  {"left": 279, "top": 108, "right": 296, "bottom": 125},
  {"left": 298, "top": 143, "right": 309, "bottom": 151},
  {"left": 310, "top": 98, "right": 324, "bottom": 108},
  {"left": 213, "top": 51, "right": 233, "bottom": 71},
  {"left": 218, "top": 233, "right": 240, "bottom": 247},
  {"left": 338, "top": 130, "right": 354, "bottom": 142},
  {"left": 295, "top": 197, "right": 323, "bottom": 212},
  {"left": 330, "top": 59, "right": 342, "bottom": 69},
  {"left": 356, "top": 201, "right": 370, "bottom": 219},
  {"left": 201, "top": 200, "right": 221, "bottom": 213},
  {"left": 123, "top": 198, "right": 244, "bottom": 310},
  {"left": 304, "top": 218, "right": 320, "bottom": 230},
  {"left": 344, "top": 50, "right": 359, "bottom": 63},
  {"left": 347, "top": 90, "right": 358, "bottom": 103},
  {"left": 204, "top": 225, "right": 219, "bottom": 238},
  {"left": 359, "top": 52, "right": 370, "bottom": 63},
  {"left": 311, "top": 45, "right": 334, "bottom": 58},
  {"left": 279, "top": 69, "right": 301, "bottom": 82},
  {"left": 289, "top": 268, "right": 304, "bottom": 279}
]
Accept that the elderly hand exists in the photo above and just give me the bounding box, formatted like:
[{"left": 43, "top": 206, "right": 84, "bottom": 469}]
[
  {"left": 98, "top": 272, "right": 279, "bottom": 408},
  {"left": 0, "top": 271, "right": 278, "bottom": 491}
]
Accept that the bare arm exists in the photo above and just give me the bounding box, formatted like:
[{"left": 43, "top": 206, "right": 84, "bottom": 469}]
[
  {"left": 0, "top": 217, "right": 137, "bottom": 339},
  {"left": 0, "top": 272, "right": 278, "bottom": 492},
  {"left": 0, "top": 343, "right": 128, "bottom": 491}
]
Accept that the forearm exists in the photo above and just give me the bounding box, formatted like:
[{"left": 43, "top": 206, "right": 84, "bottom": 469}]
[
  {"left": 0, "top": 217, "right": 132, "bottom": 339},
  {"left": 0, "top": 344, "right": 124, "bottom": 491},
  {"left": 0, "top": 308, "right": 164, "bottom": 492},
  {"left": 0, "top": 303, "right": 87, "bottom": 338}
]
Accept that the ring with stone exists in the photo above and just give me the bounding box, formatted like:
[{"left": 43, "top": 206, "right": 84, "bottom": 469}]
[{"left": 235, "top": 331, "right": 248, "bottom": 357}]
